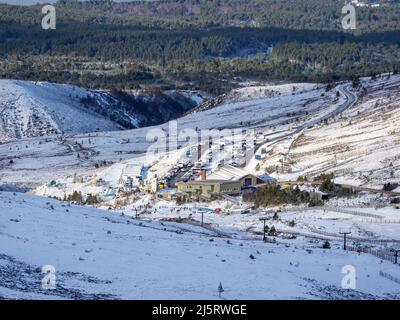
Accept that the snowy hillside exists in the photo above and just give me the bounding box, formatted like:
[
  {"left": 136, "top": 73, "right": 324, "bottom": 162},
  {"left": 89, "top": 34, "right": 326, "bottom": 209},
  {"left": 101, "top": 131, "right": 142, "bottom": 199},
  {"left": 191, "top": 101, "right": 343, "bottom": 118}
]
[
  {"left": 1, "top": 191, "right": 400, "bottom": 299},
  {"left": 0, "top": 80, "right": 204, "bottom": 142},
  {"left": 228, "top": 83, "right": 320, "bottom": 102},
  {"left": 2, "top": 76, "right": 400, "bottom": 300},
  {"left": 271, "top": 75, "right": 400, "bottom": 187},
  {"left": 0, "top": 76, "right": 398, "bottom": 192},
  {"left": 0, "top": 81, "right": 341, "bottom": 187},
  {"left": 0, "top": 80, "right": 121, "bottom": 142}
]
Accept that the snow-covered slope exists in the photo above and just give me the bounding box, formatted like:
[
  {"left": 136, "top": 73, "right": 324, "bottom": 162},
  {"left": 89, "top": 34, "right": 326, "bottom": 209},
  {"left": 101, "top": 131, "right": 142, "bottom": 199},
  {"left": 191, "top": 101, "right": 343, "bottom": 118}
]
[
  {"left": 282, "top": 76, "right": 400, "bottom": 187},
  {"left": 1, "top": 191, "right": 399, "bottom": 299},
  {"left": 238, "top": 75, "right": 400, "bottom": 188},
  {"left": 0, "top": 80, "right": 122, "bottom": 142},
  {"left": 0, "top": 80, "right": 339, "bottom": 187},
  {"left": 0, "top": 80, "right": 204, "bottom": 142},
  {"left": 228, "top": 83, "right": 320, "bottom": 102},
  {"left": 0, "top": 76, "right": 398, "bottom": 190}
]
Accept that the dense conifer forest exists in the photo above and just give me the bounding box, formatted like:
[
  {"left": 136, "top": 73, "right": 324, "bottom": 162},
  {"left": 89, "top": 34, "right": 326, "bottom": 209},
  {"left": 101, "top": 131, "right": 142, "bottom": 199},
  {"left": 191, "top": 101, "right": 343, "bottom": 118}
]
[{"left": 1, "top": 0, "right": 400, "bottom": 93}]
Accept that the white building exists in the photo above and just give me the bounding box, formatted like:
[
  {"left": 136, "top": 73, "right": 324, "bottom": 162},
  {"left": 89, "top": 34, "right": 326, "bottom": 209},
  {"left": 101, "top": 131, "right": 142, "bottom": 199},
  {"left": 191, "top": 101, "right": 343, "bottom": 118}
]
[
  {"left": 119, "top": 164, "right": 143, "bottom": 190},
  {"left": 208, "top": 165, "right": 275, "bottom": 186}
]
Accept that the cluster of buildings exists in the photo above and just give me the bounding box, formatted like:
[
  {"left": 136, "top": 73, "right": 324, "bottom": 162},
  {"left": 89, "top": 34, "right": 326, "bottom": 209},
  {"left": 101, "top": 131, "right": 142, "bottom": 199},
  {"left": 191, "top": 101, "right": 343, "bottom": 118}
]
[{"left": 49, "top": 160, "right": 274, "bottom": 205}]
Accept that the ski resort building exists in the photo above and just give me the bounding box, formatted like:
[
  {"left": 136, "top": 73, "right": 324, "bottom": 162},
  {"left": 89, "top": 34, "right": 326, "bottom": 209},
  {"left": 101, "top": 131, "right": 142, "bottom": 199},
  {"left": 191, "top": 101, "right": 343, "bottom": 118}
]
[
  {"left": 176, "top": 165, "right": 264, "bottom": 200},
  {"left": 118, "top": 164, "right": 143, "bottom": 191},
  {"left": 176, "top": 180, "right": 242, "bottom": 200},
  {"left": 207, "top": 165, "right": 257, "bottom": 187}
]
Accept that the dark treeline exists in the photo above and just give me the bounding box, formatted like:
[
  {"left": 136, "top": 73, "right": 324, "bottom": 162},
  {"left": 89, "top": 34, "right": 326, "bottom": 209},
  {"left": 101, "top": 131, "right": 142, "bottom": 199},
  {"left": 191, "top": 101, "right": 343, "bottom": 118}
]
[
  {"left": 2, "top": 23, "right": 400, "bottom": 61},
  {"left": 1, "top": 0, "right": 400, "bottom": 93},
  {"left": 2, "top": 0, "right": 400, "bottom": 32}
]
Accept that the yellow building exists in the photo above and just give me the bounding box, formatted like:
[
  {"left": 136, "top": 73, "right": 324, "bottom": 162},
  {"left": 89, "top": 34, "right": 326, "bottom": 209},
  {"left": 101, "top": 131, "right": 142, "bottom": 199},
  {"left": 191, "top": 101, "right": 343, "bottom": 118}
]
[
  {"left": 176, "top": 166, "right": 263, "bottom": 201},
  {"left": 177, "top": 180, "right": 241, "bottom": 199}
]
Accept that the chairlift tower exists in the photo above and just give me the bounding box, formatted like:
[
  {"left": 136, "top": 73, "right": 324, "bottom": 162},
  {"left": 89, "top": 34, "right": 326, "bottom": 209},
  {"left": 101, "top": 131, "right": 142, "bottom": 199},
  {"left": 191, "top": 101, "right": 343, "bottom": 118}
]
[
  {"left": 391, "top": 248, "right": 400, "bottom": 264},
  {"left": 259, "top": 217, "right": 269, "bottom": 242},
  {"left": 339, "top": 228, "right": 352, "bottom": 251}
]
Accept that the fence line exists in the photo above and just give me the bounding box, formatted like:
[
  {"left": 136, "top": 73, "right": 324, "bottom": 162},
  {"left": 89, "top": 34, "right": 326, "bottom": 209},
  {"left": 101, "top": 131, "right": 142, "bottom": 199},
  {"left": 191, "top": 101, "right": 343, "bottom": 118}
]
[
  {"left": 276, "top": 228, "right": 334, "bottom": 241},
  {"left": 286, "top": 206, "right": 384, "bottom": 219},
  {"left": 307, "top": 227, "right": 400, "bottom": 244},
  {"left": 379, "top": 271, "right": 400, "bottom": 285},
  {"left": 321, "top": 207, "right": 382, "bottom": 219},
  {"left": 373, "top": 219, "right": 400, "bottom": 224},
  {"left": 277, "top": 223, "right": 400, "bottom": 244},
  {"left": 346, "top": 245, "right": 397, "bottom": 264}
]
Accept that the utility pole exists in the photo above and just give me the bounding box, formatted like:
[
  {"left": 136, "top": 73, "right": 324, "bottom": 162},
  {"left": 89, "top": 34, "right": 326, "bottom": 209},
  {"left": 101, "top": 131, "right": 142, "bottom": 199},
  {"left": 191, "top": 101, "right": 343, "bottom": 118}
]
[
  {"left": 201, "top": 211, "right": 204, "bottom": 227},
  {"left": 339, "top": 229, "right": 351, "bottom": 251},
  {"left": 392, "top": 249, "right": 400, "bottom": 264},
  {"left": 259, "top": 217, "right": 268, "bottom": 242}
]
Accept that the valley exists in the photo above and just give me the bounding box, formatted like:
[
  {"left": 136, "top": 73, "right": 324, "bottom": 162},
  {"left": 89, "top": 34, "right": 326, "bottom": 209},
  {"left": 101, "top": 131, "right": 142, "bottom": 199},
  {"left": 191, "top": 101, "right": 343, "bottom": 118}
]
[
  {"left": 1, "top": 0, "right": 400, "bottom": 302},
  {"left": 0, "top": 79, "right": 204, "bottom": 142},
  {"left": 1, "top": 74, "right": 400, "bottom": 299}
]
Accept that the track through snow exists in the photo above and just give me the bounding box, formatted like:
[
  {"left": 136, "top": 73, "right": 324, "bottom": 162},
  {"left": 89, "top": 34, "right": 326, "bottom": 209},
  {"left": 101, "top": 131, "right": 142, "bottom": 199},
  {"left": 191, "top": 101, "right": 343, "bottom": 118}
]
[{"left": 1, "top": 192, "right": 400, "bottom": 299}]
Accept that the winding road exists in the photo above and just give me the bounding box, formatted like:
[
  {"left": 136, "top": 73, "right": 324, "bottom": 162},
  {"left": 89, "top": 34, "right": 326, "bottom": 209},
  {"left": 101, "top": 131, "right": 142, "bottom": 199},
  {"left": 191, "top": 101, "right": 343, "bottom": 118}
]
[{"left": 245, "top": 82, "right": 358, "bottom": 173}]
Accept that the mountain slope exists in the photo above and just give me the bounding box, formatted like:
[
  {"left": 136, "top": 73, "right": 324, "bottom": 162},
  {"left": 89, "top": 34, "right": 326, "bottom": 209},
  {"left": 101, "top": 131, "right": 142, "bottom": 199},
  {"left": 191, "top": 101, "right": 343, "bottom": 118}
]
[
  {"left": 1, "top": 191, "right": 399, "bottom": 299},
  {"left": 0, "top": 80, "right": 204, "bottom": 142},
  {"left": 0, "top": 76, "right": 397, "bottom": 190},
  {"left": 276, "top": 75, "right": 400, "bottom": 187},
  {"left": 0, "top": 81, "right": 338, "bottom": 187},
  {"left": 0, "top": 80, "right": 122, "bottom": 142}
]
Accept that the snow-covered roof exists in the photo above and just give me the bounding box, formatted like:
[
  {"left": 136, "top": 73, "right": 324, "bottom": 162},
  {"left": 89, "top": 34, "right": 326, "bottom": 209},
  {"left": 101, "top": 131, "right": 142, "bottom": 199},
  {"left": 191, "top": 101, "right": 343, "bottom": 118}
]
[
  {"left": 207, "top": 165, "right": 253, "bottom": 181},
  {"left": 393, "top": 186, "right": 400, "bottom": 193},
  {"left": 257, "top": 173, "right": 275, "bottom": 183},
  {"left": 122, "top": 164, "right": 143, "bottom": 178}
]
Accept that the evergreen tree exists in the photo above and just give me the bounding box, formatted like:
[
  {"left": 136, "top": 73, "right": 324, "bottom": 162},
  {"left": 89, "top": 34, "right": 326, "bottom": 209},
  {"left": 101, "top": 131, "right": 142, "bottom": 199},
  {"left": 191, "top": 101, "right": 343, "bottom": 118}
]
[
  {"left": 322, "top": 241, "right": 331, "bottom": 249},
  {"left": 268, "top": 226, "right": 277, "bottom": 236}
]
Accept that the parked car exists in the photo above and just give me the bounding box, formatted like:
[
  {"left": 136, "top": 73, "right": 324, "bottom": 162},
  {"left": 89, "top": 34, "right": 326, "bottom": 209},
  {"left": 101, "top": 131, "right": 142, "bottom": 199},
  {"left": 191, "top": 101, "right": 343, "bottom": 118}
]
[{"left": 194, "top": 161, "right": 203, "bottom": 169}]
